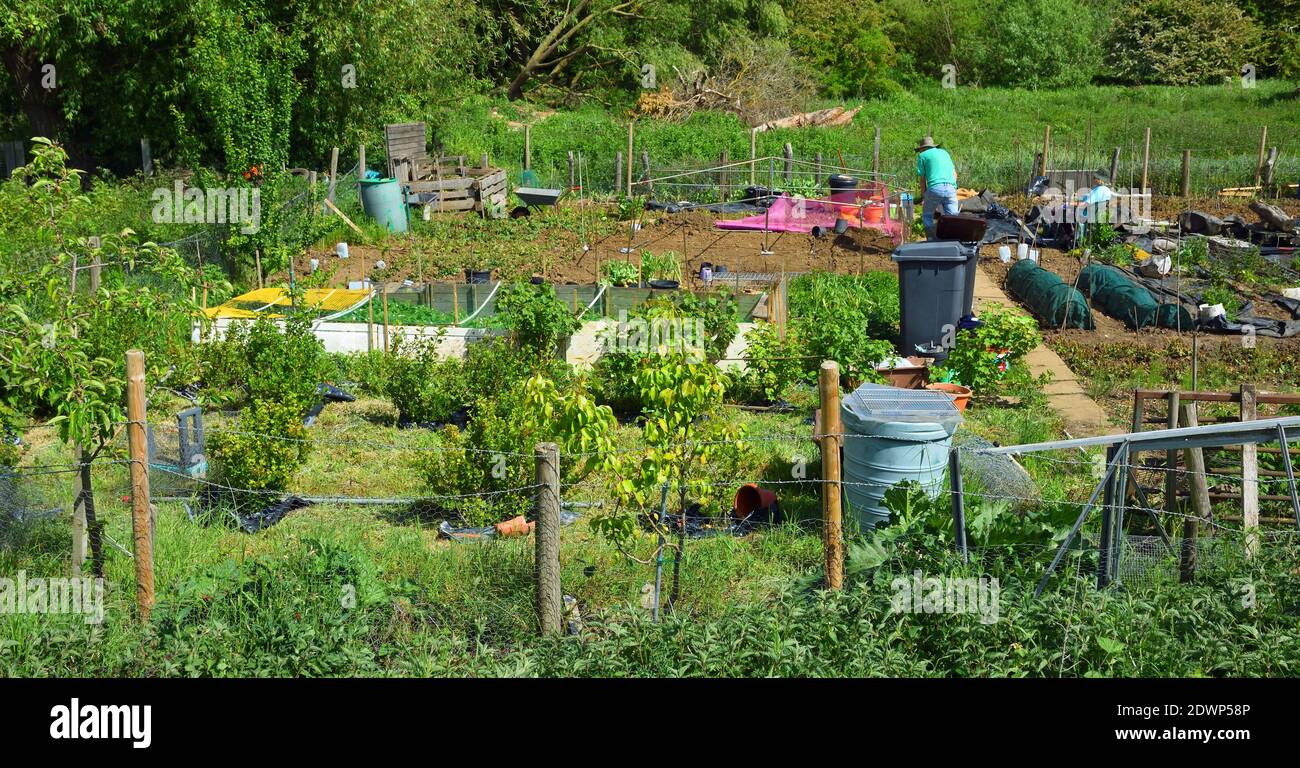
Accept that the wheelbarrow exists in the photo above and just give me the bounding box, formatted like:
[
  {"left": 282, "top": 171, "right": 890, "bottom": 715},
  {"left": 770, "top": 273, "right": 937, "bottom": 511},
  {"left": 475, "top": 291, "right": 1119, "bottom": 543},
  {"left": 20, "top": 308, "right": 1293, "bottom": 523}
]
[{"left": 511, "top": 186, "right": 565, "bottom": 218}]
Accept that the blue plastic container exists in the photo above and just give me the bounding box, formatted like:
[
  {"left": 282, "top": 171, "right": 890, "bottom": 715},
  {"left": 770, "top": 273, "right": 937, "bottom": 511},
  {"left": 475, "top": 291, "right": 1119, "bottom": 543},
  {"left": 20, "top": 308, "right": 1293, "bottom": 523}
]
[
  {"left": 358, "top": 178, "right": 409, "bottom": 233},
  {"left": 839, "top": 384, "right": 962, "bottom": 530}
]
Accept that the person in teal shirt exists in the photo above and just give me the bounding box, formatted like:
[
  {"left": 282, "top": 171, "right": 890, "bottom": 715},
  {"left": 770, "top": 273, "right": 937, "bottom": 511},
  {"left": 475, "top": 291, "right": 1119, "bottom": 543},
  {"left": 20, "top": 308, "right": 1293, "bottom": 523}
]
[{"left": 915, "top": 137, "right": 958, "bottom": 239}]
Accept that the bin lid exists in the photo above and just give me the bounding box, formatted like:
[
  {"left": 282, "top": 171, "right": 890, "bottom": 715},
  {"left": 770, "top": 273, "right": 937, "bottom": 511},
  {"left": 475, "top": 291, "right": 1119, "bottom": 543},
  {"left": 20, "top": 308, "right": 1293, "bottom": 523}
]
[
  {"left": 891, "top": 241, "right": 970, "bottom": 262},
  {"left": 841, "top": 383, "right": 962, "bottom": 434}
]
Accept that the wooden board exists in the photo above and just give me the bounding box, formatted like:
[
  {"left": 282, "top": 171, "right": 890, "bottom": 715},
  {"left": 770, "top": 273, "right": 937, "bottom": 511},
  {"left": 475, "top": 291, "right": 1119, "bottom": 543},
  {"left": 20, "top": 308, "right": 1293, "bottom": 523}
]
[{"left": 384, "top": 123, "right": 427, "bottom": 178}]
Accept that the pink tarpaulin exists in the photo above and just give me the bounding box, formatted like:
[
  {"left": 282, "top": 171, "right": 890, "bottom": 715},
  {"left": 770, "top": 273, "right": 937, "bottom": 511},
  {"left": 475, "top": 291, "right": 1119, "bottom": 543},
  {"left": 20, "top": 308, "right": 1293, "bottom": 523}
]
[{"left": 715, "top": 191, "right": 904, "bottom": 243}]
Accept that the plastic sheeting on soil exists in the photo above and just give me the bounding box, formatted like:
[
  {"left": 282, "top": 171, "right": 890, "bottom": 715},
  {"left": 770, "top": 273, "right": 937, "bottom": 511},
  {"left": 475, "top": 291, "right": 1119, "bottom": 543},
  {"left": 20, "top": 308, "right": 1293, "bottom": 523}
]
[
  {"left": 1006, "top": 259, "right": 1094, "bottom": 329},
  {"left": 1077, "top": 264, "right": 1192, "bottom": 330},
  {"left": 204, "top": 287, "right": 372, "bottom": 320},
  {"left": 714, "top": 192, "right": 903, "bottom": 241}
]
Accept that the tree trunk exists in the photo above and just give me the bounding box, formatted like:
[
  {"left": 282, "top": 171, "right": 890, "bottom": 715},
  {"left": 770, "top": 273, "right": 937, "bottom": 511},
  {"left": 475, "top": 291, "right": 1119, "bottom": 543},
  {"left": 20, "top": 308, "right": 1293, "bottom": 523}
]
[{"left": 2, "top": 45, "right": 63, "bottom": 141}]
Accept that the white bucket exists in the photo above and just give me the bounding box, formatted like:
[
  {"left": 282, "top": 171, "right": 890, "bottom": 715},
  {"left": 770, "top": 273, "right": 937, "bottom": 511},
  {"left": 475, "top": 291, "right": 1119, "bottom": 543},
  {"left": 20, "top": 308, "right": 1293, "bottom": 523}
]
[
  {"left": 309, "top": 258, "right": 319, "bottom": 273},
  {"left": 1017, "top": 242, "right": 1029, "bottom": 260},
  {"left": 1029, "top": 250, "right": 1040, "bottom": 263},
  {"left": 998, "top": 245, "right": 1012, "bottom": 263},
  {"left": 336, "top": 242, "right": 349, "bottom": 259},
  {"left": 1199, "top": 303, "right": 1226, "bottom": 321},
  {"left": 1283, "top": 288, "right": 1300, "bottom": 300}
]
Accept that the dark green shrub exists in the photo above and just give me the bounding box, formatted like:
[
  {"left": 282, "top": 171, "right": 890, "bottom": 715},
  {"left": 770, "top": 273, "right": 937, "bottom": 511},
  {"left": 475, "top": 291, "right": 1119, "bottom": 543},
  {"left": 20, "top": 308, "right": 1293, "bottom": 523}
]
[
  {"left": 201, "top": 313, "right": 329, "bottom": 417},
  {"left": 208, "top": 398, "right": 310, "bottom": 492},
  {"left": 497, "top": 281, "right": 583, "bottom": 357},
  {"left": 383, "top": 336, "right": 467, "bottom": 425},
  {"left": 1105, "top": 0, "right": 1260, "bottom": 85}
]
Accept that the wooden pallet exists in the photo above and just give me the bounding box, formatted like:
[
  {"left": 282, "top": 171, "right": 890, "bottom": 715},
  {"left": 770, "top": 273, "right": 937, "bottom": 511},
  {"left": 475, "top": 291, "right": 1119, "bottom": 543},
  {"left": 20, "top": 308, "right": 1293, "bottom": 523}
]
[{"left": 384, "top": 123, "right": 427, "bottom": 181}]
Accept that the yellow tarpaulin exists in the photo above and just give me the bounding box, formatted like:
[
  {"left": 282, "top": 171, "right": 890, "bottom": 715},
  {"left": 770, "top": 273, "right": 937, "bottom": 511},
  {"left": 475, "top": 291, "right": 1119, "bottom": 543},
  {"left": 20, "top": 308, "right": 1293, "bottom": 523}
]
[{"left": 203, "top": 287, "right": 371, "bottom": 320}]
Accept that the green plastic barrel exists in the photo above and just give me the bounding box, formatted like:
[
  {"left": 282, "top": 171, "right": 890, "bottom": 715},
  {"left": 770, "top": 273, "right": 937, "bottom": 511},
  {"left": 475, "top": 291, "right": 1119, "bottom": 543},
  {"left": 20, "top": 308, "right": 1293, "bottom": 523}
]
[{"left": 358, "top": 178, "right": 408, "bottom": 233}]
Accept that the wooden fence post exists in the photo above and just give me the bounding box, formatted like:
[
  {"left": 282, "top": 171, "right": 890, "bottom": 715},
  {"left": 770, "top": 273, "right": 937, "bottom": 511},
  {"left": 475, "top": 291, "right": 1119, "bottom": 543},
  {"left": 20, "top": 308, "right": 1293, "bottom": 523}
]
[
  {"left": 783, "top": 142, "right": 793, "bottom": 184},
  {"left": 819, "top": 361, "right": 843, "bottom": 590},
  {"left": 1256, "top": 126, "right": 1268, "bottom": 188},
  {"left": 873, "top": 126, "right": 881, "bottom": 178},
  {"left": 568, "top": 151, "right": 575, "bottom": 190},
  {"left": 89, "top": 254, "right": 101, "bottom": 295},
  {"left": 535, "top": 442, "right": 562, "bottom": 635},
  {"left": 626, "top": 122, "right": 634, "bottom": 198},
  {"left": 1141, "top": 127, "right": 1151, "bottom": 192},
  {"left": 750, "top": 127, "right": 758, "bottom": 186},
  {"left": 367, "top": 288, "right": 375, "bottom": 353},
  {"left": 719, "top": 149, "right": 729, "bottom": 201},
  {"left": 1181, "top": 150, "right": 1192, "bottom": 197},
  {"left": 140, "top": 138, "right": 152, "bottom": 176},
  {"left": 125, "top": 350, "right": 154, "bottom": 622},
  {"left": 641, "top": 151, "right": 651, "bottom": 198},
  {"left": 1109, "top": 147, "right": 1121, "bottom": 186},
  {"left": 615, "top": 152, "right": 623, "bottom": 197},
  {"left": 327, "top": 147, "right": 340, "bottom": 204},
  {"left": 358, "top": 144, "right": 366, "bottom": 178},
  {"left": 1241, "top": 384, "right": 1259, "bottom": 558},
  {"left": 1179, "top": 403, "right": 1212, "bottom": 582},
  {"left": 1041, "top": 125, "right": 1051, "bottom": 176},
  {"left": 1263, "top": 147, "right": 1279, "bottom": 188}
]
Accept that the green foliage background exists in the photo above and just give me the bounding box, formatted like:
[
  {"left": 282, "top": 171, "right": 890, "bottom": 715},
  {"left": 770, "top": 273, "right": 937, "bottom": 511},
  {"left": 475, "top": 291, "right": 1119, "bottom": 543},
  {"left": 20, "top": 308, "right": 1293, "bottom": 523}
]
[{"left": 3, "top": 0, "right": 1297, "bottom": 174}]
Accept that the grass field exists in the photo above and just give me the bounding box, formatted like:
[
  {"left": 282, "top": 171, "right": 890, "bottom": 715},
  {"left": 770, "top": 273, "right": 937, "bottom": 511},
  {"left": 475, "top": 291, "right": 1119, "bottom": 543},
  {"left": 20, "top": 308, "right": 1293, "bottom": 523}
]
[
  {"left": 8, "top": 372, "right": 1300, "bottom": 677},
  {"left": 434, "top": 81, "right": 1300, "bottom": 198}
]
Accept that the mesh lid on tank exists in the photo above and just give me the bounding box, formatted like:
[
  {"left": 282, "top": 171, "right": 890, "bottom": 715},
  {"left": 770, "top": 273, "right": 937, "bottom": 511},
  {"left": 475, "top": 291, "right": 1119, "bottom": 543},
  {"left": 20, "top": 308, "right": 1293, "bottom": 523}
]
[{"left": 840, "top": 383, "right": 963, "bottom": 435}]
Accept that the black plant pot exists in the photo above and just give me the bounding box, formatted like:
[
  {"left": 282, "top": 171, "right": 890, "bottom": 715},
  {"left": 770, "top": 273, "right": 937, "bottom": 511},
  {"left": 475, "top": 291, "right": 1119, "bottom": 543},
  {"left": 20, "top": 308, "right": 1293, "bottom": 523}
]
[{"left": 648, "top": 279, "right": 679, "bottom": 290}]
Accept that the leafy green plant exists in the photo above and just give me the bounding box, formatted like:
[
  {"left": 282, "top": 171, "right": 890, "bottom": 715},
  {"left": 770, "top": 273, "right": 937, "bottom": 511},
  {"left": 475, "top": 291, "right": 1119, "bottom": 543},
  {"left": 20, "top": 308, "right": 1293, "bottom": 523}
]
[
  {"left": 1200, "top": 284, "right": 1241, "bottom": 320},
  {"left": 639, "top": 250, "right": 682, "bottom": 282},
  {"left": 617, "top": 196, "right": 646, "bottom": 222},
  {"left": 421, "top": 374, "right": 615, "bottom": 526},
  {"left": 601, "top": 259, "right": 640, "bottom": 287},
  {"left": 938, "top": 302, "right": 1042, "bottom": 395},
  {"left": 596, "top": 353, "right": 746, "bottom": 549},
  {"left": 734, "top": 322, "right": 806, "bottom": 404},
  {"left": 208, "top": 398, "right": 310, "bottom": 493},
  {"left": 383, "top": 334, "right": 467, "bottom": 425},
  {"left": 497, "top": 281, "right": 583, "bottom": 358},
  {"left": 789, "top": 272, "right": 898, "bottom": 383},
  {"left": 206, "top": 313, "right": 330, "bottom": 418}
]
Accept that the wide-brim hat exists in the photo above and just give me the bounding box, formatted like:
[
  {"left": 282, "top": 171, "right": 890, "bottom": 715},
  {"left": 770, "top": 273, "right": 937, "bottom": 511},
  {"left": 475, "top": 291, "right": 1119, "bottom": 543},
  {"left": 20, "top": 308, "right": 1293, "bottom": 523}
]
[
  {"left": 1092, "top": 168, "right": 1112, "bottom": 184},
  {"left": 915, "top": 136, "right": 938, "bottom": 152}
]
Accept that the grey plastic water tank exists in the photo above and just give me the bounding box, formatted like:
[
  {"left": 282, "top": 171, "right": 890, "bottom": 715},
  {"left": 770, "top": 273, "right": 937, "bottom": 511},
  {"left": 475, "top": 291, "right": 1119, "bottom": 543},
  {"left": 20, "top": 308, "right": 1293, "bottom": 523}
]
[{"left": 840, "top": 384, "right": 963, "bottom": 531}]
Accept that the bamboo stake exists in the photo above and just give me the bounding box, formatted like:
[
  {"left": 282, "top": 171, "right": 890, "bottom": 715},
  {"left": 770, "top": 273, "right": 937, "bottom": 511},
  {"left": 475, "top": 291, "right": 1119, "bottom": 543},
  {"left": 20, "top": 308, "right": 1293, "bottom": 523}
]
[{"left": 381, "top": 284, "right": 390, "bottom": 352}]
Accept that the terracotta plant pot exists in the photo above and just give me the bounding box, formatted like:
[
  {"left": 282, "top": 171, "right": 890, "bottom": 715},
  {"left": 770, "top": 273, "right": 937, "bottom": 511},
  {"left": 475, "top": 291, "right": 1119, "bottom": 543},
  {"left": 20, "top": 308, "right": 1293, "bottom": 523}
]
[
  {"left": 733, "top": 483, "right": 780, "bottom": 524},
  {"left": 494, "top": 515, "right": 535, "bottom": 538},
  {"left": 926, "top": 382, "right": 972, "bottom": 411}
]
